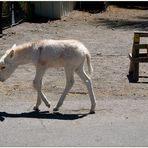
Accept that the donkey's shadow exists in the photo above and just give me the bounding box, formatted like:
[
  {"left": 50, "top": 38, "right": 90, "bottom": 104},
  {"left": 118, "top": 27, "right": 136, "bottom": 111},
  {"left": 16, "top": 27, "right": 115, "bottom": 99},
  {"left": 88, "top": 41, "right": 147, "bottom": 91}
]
[{"left": 0, "top": 110, "right": 89, "bottom": 122}]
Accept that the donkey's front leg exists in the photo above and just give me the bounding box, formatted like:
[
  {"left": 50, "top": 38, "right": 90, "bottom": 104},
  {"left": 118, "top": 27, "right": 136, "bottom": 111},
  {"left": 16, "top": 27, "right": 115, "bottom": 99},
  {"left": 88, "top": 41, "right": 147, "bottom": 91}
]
[{"left": 33, "top": 66, "right": 51, "bottom": 111}]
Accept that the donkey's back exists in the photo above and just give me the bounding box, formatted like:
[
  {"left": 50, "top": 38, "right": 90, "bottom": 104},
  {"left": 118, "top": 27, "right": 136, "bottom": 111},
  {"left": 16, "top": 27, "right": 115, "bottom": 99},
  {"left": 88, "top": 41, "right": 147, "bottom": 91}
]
[{"left": 35, "top": 39, "right": 91, "bottom": 68}]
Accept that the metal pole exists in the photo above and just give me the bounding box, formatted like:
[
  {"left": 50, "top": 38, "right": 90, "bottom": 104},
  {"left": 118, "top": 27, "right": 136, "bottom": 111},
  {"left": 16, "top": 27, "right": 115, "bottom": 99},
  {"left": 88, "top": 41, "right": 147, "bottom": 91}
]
[{"left": 11, "top": 2, "right": 15, "bottom": 26}]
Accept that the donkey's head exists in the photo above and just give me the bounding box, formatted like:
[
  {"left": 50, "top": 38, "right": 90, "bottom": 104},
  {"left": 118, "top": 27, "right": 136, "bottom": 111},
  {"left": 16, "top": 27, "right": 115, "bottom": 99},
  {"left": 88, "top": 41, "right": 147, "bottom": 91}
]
[{"left": 0, "top": 44, "right": 17, "bottom": 82}]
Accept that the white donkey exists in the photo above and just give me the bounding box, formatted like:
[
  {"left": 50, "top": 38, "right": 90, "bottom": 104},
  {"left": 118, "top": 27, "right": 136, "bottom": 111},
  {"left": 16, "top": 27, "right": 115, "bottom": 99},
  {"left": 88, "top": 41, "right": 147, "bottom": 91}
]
[{"left": 0, "top": 39, "right": 96, "bottom": 113}]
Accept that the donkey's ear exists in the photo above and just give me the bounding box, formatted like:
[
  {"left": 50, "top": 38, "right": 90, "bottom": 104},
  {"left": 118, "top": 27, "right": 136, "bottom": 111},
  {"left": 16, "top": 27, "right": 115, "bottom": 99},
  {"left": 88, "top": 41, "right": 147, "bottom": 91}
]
[
  {"left": 8, "top": 50, "right": 15, "bottom": 59},
  {"left": 11, "top": 44, "right": 16, "bottom": 49}
]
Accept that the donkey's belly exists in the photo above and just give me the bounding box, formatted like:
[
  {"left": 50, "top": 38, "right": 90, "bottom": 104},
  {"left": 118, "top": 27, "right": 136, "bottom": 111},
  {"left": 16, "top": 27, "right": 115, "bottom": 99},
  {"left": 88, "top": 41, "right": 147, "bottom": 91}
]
[{"left": 39, "top": 57, "right": 65, "bottom": 68}]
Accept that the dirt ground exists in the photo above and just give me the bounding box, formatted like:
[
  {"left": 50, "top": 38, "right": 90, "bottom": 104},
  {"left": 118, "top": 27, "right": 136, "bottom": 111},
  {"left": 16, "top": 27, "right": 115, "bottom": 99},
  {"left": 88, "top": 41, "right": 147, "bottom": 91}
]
[
  {"left": 1, "top": 5, "right": 148, "bottom": 103},
  {"left": 1, "top": 5, "right": 148, "bottom": 146}
]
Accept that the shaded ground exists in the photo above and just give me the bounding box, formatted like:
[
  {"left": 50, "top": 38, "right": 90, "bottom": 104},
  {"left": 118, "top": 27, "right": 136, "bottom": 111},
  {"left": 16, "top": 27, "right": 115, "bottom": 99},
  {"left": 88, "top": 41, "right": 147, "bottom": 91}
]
[{"left": 1, "top": 5, "right": 148, "bottom": 146}]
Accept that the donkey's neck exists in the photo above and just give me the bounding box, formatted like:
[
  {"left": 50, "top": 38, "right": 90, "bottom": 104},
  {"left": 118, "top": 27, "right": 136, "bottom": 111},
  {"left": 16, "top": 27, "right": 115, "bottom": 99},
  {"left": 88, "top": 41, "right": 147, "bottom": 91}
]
[{"left": 14, "top": 43, "right": 35, "bottom": 65}]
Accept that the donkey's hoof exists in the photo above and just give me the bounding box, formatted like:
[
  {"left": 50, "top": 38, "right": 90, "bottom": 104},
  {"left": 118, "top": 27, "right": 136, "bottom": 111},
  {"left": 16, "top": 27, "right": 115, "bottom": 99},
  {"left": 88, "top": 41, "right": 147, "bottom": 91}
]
[
  {"left": 89, "top": 110, "right": 95, "bottom": 114},
  {"left": 33, "top": 106, "right": 40, "bottom": 112},
  {"left": 46, "top": 103, "right": 51, "bottom": 108},
  {"left": 53, "top": 107, "right": 59, "bottom": 112}
]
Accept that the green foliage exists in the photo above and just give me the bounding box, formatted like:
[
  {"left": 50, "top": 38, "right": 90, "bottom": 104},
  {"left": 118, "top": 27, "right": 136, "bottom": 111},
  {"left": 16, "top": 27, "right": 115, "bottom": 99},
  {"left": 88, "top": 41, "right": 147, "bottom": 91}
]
[
  {"left": 2, "top": 2, "right": 10, "bottom": 17},
  {"left": 18, "top": 1, "right": 27, "bottom": 12}
]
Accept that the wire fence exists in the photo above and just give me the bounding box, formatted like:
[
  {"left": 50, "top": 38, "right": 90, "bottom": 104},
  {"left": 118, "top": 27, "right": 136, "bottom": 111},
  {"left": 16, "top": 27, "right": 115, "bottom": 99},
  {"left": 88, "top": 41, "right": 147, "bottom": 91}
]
[{"left": 1, "top": 2, "right": 26, "bottom": 30}]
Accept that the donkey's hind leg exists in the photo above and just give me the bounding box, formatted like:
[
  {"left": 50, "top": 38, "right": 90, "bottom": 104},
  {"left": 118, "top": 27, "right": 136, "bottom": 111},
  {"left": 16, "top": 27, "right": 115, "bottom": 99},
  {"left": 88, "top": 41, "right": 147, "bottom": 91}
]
[
  {"left": 76, "top": 64, "right": 96, "bottom": 113},
  {"left": 53, "top": 66, "right": 75, "bottom": 111}
]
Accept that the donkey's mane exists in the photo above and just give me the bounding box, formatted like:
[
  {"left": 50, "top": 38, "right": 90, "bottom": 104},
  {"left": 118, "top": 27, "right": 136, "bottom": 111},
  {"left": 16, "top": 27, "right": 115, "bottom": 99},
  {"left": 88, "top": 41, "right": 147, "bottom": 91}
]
[{"left": 14, "top": 42, "right": 33, "bottom": 53}]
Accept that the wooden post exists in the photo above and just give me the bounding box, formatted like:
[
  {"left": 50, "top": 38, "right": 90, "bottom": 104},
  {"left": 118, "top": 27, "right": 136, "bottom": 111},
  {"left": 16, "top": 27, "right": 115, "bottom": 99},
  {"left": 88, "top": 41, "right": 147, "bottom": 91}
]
[
  {"left": 133, "top": 32, "right": 140, "bottom": 82},
  {"left": 129, "top": 32, "right": 140, "bottom": 82},
  {"left": 129, "top": 32, "right": 148, "bottom": 82},
  {"left": 0, "top": 2, "right": 2, "bottom": 37}
]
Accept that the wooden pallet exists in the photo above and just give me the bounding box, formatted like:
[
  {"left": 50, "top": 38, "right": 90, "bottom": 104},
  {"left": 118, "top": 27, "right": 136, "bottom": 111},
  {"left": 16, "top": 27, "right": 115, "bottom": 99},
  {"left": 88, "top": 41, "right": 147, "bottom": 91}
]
[{"left": 128, "top": 31, "right": 148, "bottom": 82}]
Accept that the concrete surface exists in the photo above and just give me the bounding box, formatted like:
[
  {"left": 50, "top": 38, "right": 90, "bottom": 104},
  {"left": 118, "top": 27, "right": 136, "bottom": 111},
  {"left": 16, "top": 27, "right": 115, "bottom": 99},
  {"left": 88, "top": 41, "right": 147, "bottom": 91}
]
[{"left": 1, "top": 95, "right": 148, "bottom": 146}]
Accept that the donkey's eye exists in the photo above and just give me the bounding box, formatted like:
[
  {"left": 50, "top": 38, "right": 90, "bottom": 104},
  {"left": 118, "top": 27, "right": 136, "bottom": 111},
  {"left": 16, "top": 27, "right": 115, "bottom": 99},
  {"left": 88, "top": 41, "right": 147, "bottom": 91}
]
[{"left": 1, "top": 66, "right": 6, "bottom": 70}]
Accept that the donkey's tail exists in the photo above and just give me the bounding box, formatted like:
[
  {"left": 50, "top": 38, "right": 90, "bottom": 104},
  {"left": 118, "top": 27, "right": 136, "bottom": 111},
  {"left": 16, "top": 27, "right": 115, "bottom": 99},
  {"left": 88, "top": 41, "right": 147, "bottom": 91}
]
[{"left": 86, "top": 53, "right": 93, "bottom": 75}]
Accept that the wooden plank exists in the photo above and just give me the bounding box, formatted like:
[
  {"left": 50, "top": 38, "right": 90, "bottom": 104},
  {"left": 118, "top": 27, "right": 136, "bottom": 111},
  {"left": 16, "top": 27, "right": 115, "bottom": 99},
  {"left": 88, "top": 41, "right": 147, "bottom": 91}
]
[
  {"left": 139, "top": 53, "right": 148, "bottom": 57},
  {"left": 132, "top": 38, "right": 139, "bottom": 82},
  {"left": 129, "top": 53, "right": 148, "bottom": 63},
  {"left": 133, "top": 44, "right": 148, "bottom": 49},
  {"left": 129, "top": 33, "right": 139, "bottom": 82},
  {"left": 134, "top": 33, "right": 140, "bottom": 43},
  {"left": 134, "top": 31, "right": 148, "bottom": 37}
]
